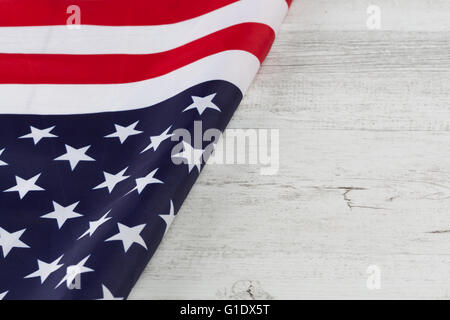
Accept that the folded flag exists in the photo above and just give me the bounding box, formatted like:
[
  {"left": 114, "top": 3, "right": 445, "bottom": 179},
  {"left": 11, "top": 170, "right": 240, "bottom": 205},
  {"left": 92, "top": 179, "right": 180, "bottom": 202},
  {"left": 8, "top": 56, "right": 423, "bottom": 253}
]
[{"left": 0, "top": 0, "right": 291, "bottom": 299}]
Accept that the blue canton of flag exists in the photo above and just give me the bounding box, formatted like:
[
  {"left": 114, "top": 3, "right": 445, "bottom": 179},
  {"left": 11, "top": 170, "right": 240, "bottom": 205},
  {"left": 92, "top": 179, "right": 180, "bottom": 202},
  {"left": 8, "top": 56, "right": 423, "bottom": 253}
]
[{"left": 0, "top": 82, "right": 242, "bottom": 299}]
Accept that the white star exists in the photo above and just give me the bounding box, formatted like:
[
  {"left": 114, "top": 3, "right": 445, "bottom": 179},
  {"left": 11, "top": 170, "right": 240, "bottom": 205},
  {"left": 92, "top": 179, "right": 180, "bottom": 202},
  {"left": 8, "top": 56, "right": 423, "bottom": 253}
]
[
  {"left": 135, "top": 168, "right": 163, "bottom": 194},
  {"left": 159, "top": 200, "right": 176, "bottom": 237},
  {"left": 183, "top": 93, "right": 221, "bottom": 115},
  {"left": 105, "top": 223, "right": 147, "bottom": 253},
  {"left": 0, "top": 227, "right": 29, "bottom": 258},
  {"left": 24, "top": 255, "right": 64, "bottom": 284},
  {"left": 97, "top": 284, "right": 124, "bottom": 300},
  {"left": 105, "top": 121, "right": 142, "bottom": 144},
  {"left": 172, "top": 141, "right": 204, "bottom": 173},
  {"left": 56, "top": 255, "right": 94, "bottom": 289},
  {"left": 0, "top": 291, "right": 8, "bottom": 300},
  {"left": 125, "top": 168, "right": 163, "bottom": 195},
  {"left": 141, "top": 126, "right": 173, "bottom": 153},
  {"left": 41, "top": 201, "right": 83, "bottom": 229},
  {"left": 0, "top": 148, "right": 7, "bottom": 166},
  {"left": 54, "top": 144, "right": 95, "bottom": 171},
  {"left": 19, "top": 125, "right": 57, "bottom": 145},
  {"left": 4, "top": 173, "right": 44, "bottom": 199},
  {"left": 78, "top": 210, "right": 112, "bottom": 240},
  {"left": 93, "top": 167, "right": 129, "bottom": 193}
]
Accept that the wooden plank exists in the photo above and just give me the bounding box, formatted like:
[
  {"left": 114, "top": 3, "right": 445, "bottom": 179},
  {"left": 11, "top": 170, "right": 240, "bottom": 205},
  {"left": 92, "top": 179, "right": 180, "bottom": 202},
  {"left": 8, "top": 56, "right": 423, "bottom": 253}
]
[{"left": 286, "top": 0, "right": 450, "bottom": 31}]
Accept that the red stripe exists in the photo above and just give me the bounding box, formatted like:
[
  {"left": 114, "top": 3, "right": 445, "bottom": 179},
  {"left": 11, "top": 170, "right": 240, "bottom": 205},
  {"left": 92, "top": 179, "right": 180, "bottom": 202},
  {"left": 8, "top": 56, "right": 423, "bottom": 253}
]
[
  {"left": 0, "top": 0, "right": 238, "bottom": 26},
  {"left": 0, "top": 0, "right": 292, "bottom": 26},
  {"left": 0, "top": 23, "right": 275, "bottom": 84}
]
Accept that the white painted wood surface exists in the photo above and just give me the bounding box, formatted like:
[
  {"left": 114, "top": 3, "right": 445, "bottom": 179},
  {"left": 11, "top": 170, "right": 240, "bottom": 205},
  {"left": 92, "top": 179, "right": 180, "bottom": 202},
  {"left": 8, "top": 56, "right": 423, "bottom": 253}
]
[{"left": 129, "top": 0, "right": 450, "bottom": 299}]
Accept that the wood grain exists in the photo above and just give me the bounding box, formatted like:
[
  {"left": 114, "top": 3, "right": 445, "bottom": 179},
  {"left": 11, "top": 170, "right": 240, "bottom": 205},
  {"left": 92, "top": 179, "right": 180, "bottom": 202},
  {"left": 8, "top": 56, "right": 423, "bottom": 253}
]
[{"left": 129, "top": 0, "right": 450, "bottom": 299}]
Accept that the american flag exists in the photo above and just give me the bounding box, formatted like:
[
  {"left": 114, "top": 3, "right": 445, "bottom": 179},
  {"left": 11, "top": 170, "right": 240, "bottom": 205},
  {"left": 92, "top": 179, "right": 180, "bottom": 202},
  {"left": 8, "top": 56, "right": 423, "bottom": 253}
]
[{"left": 0, "top": 0, "right": 290, "bottom": 299}]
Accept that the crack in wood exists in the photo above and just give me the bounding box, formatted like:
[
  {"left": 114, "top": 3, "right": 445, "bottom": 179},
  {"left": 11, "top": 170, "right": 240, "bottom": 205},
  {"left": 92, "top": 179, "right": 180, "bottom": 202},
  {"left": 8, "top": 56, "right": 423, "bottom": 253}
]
[
  {"left": 428, "top": 230, "right": 450, "bottom": 234},
  {"left": 336, "top": 187, "right": 386, "bottom": 210}
]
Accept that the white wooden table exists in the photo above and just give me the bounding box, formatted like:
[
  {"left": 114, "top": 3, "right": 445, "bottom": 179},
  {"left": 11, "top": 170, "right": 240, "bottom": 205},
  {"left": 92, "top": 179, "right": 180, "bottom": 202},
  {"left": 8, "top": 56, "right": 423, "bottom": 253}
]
[{"left": 130, "top": 0, "right": 450, "bottom": 299}]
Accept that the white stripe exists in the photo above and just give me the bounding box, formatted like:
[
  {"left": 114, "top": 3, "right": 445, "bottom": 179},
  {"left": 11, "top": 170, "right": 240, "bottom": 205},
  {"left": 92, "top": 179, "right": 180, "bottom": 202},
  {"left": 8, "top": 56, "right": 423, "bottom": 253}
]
[
  {"left": 0, "top": 51, "right": 260, "bottom": 115},
  {"left": 0, "top": 0, "right": 288, "bottom": 54}
]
